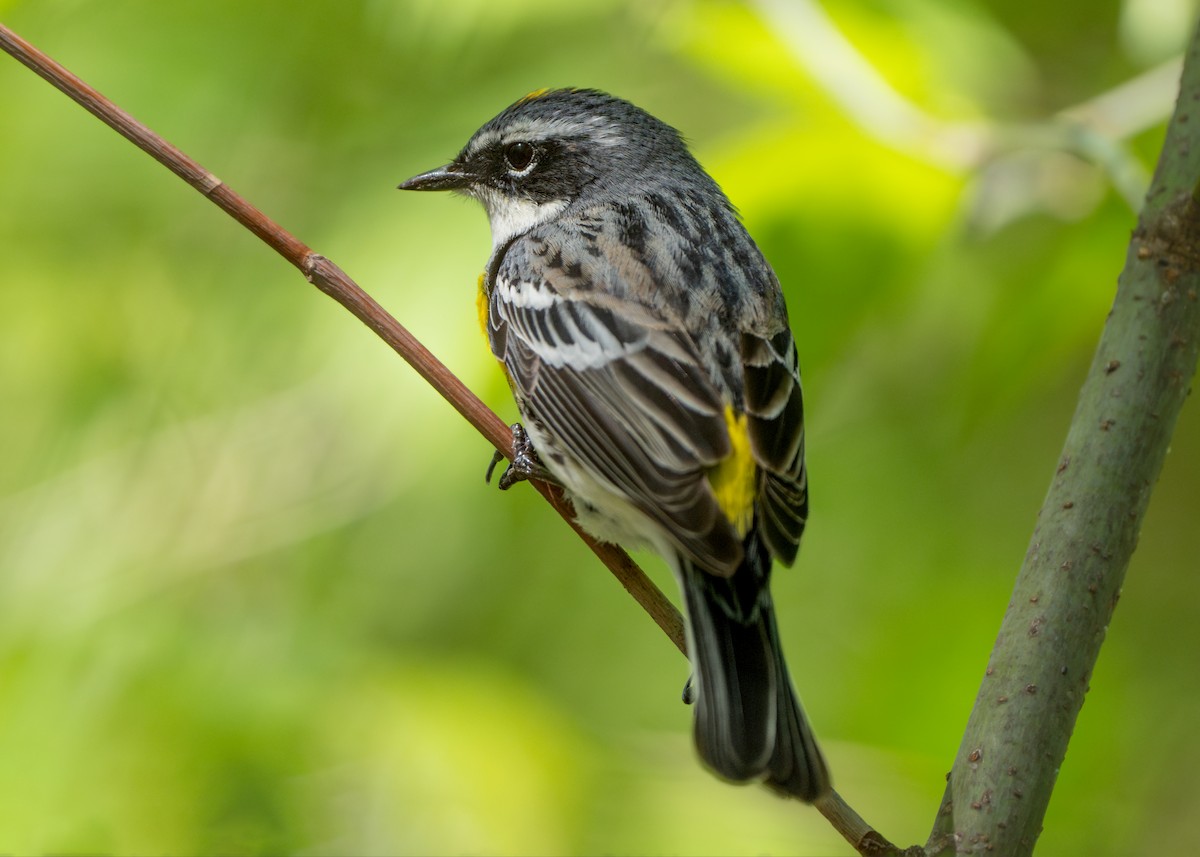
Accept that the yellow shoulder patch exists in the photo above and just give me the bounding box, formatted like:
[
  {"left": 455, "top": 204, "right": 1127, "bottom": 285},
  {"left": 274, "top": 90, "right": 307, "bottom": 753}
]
[
  {"left": 476, "top": 272, "right": 490, "bottom": 343},
  {"left": 708, "top": 406, "right": 757, "bottom": 538},
  {"left": 477, "top": 272, "right": 515, "bottom": 387}
]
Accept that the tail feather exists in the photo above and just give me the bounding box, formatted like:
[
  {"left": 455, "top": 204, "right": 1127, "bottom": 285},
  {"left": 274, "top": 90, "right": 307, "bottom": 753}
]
[
  {"left": 679, "top": 537, "right": 830, "bottom": 802},
  {"left": 762, "top": 606, "right": 829, "bottom": 799},
  {"left": 685, "top": 569, "right": 776, "bottom": 778}
]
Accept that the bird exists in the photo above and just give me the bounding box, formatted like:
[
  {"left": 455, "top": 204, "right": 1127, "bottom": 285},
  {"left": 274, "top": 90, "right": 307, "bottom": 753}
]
[{"left": 398, "top": 88, "right": 830, "bottom": 801}]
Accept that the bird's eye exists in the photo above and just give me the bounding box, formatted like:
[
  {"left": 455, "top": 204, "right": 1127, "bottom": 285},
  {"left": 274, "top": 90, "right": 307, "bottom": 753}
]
[{"left": 504, "top": 141, "right": 536, "bottom": 173}]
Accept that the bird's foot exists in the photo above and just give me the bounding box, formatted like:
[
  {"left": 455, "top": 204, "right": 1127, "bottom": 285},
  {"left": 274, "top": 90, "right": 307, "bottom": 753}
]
[
  {"left": 682, "top": 675, "right": 697, "bottom": 705},
  {"left": 486, "top": 423, "right": 559, "bottom": 490}
]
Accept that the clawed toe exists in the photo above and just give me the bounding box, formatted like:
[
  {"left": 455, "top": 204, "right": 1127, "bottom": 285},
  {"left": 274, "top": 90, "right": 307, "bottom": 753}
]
[{"left": 485, "top": 423, "right": 559, "bottom": 490}]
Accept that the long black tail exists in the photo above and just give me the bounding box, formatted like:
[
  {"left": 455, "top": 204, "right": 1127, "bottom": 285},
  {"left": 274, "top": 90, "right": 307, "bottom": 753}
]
[{"left": 679, "top": 534, "right": 830, "bottom": 802}]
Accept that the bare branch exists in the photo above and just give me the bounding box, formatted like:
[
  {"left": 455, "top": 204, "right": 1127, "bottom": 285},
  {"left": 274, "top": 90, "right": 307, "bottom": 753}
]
[
  {"left": 0, "top": 24, "right": 689, "bottom": 647},
  {"left": 814, "top": 791, "right": 926, "bottom": 856}
]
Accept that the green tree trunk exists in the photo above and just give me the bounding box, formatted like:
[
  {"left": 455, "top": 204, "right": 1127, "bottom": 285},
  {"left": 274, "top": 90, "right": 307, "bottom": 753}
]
[{"left": 928, "top": 21, "right": 1200, "bottom": 857}]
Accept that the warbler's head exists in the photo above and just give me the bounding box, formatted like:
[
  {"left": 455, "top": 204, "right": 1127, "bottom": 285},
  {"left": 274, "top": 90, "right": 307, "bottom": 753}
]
[{"left": 398, "top": 88, "right": 705, "bottom": 247}]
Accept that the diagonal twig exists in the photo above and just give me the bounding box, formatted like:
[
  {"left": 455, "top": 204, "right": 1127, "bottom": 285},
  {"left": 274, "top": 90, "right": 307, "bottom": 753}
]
[{"left": 0, "top": 23, "right": 685, "bottom": 651}]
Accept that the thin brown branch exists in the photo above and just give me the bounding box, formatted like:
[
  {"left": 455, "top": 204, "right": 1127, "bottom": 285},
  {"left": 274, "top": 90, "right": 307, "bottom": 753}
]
[
  {"left": 0, "top": 22, "right": 902, "bottom": 852},
  {"left": 1, "top": 23, "right": 688, "bottom": 651},
  {"left": 814, "top": 790, "right": 922, "bottom": 856}
]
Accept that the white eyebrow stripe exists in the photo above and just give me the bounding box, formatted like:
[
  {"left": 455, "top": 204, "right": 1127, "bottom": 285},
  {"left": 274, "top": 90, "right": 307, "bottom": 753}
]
[{"left": 468, "top": 115, "right": 625, "bottom": 155}]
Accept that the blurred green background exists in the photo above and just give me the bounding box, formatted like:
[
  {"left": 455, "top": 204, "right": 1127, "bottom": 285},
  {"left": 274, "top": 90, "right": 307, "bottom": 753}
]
[{"left": 1, "top": 1, "right": 1197, "bottom": 854}]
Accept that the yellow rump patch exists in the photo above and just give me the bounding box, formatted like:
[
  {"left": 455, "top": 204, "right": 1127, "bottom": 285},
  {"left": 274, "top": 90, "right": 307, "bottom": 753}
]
[{"left": 708, "top": 406, "right": 757, "bottom": 538}]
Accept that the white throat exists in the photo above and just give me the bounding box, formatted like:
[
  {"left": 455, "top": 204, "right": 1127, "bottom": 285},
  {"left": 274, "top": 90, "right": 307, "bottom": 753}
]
[{"left": 481, "top": 193, "right": 568, "bottom": 250}]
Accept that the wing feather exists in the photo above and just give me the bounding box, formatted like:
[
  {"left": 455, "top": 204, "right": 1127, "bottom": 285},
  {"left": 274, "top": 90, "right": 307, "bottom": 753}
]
[
  {"left": 489, "top": 247, "right": 744, "bottom": 574},
  {"left": 742, "top": 330, "right": 808, "bottom": 566}
]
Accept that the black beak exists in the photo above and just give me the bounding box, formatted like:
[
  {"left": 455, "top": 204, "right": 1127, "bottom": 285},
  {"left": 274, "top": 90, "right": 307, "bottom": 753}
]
[{"left": 397, "top": 163, "right": 474, "bottom": 192}]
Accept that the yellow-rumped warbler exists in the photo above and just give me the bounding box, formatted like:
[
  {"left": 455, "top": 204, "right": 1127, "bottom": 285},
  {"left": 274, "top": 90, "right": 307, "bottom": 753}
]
[{"left": 399, "top": 88, "right": 830, "bottom": 801}]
